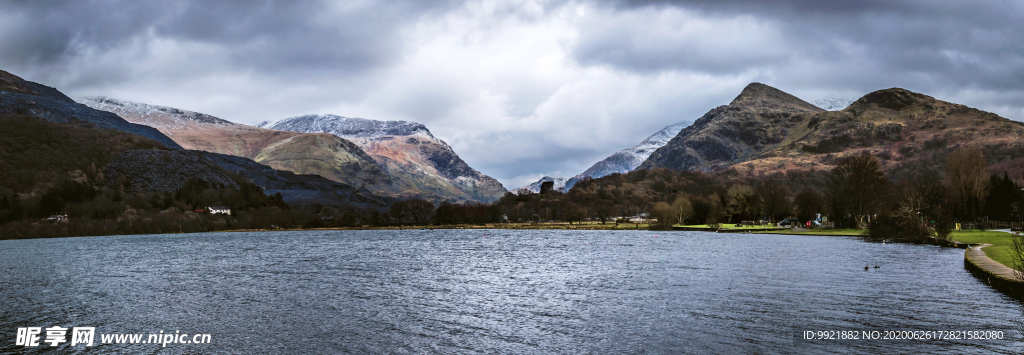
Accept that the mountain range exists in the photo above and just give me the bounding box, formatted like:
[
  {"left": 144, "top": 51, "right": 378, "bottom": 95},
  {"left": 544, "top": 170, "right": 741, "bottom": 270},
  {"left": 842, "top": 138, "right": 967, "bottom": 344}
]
[
  {"left": 78, "top": 97, "right": 507, "bottom": 204},
  {"left": 0, "top": 70, "right": 387, "bottom": 208},
  {"left": 638, "top": 83, "right": 1024, "bottom": 179},
  {"left": 8, "top": 64, "right": 1022, "bottom": 211},
  {"left": 520, "top": 85, "right": 1022, "bottom": 193},
  {"left": 77, "top": 97, "right": 394, "bottom": 195}
]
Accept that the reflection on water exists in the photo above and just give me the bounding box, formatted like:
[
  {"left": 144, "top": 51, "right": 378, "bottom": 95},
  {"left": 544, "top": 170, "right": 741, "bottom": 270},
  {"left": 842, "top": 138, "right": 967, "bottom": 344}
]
[{"left": 0, "top": 230, "right": 1021, "bottom": 354}]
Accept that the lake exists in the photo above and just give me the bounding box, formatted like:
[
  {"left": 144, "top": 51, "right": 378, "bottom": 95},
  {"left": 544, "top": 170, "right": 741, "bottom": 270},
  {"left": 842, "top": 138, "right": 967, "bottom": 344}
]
[{"left": 1, "top": 230, "right": 1021, "bottom": 354}]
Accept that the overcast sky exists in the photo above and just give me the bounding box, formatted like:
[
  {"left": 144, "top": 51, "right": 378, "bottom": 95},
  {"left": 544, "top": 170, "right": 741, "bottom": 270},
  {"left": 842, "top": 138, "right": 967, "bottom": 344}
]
[{"left": 3, "top": 0, "right": 1023, "bottom": 189}]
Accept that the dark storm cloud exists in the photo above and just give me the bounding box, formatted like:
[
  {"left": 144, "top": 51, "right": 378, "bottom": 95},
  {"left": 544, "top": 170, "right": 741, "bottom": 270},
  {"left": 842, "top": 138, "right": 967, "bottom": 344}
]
[
  {"left": 0, "top": 0, "right": 459, "bottom": 86},
  {"left": 575, "top": 0, "right": 1024, "bottom": 94},
  {"left": 4, "top": 0, "right": 1024, "bottom": 189}
]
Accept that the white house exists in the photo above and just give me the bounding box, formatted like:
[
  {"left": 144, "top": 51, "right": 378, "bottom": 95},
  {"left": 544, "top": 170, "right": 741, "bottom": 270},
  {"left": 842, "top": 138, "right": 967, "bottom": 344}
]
[{"left": 208, "top": 206, "right": 231, "bottom": 215}]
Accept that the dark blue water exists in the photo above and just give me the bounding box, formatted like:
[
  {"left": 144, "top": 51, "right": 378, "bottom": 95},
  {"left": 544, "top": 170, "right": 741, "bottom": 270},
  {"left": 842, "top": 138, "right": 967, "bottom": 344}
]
[{"left": 1, "top": 230, "right": 1021, "bottom": 354}]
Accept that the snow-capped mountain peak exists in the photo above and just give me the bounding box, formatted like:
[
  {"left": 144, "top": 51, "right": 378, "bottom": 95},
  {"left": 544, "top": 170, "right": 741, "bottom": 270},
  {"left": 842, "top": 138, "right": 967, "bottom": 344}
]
[
  {"left": 77, "top": 96, "right": 235, "bottom": 130},
  {"left": 810, "top": 98, "right": 855, "bottom": 111},
  {"left": 516, "top": 120, "right": 691, "bottom": 192},
  {"left": 566, "top": 120, "right": 691, "bottom": 185},
  {"left": 262, "top": 114, "right": 436, "bottom": 140}
]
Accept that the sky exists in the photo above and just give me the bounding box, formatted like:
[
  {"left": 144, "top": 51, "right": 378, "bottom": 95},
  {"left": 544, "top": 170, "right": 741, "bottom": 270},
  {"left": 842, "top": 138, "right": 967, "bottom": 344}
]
[{"left": 2, "top": 0, "right": 1023, "bottom": 189}]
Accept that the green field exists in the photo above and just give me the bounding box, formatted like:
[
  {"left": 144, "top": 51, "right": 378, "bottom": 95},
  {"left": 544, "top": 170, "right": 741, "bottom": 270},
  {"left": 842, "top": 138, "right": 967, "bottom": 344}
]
[{"left": 948, "top": 230, "right": 1018, "bottom": 270}]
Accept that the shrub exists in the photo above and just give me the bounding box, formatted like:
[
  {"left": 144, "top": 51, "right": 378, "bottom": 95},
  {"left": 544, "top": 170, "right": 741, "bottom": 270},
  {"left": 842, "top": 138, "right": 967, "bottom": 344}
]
[{"left": 866, "top": 214, "right": 931, "bottom": 243}]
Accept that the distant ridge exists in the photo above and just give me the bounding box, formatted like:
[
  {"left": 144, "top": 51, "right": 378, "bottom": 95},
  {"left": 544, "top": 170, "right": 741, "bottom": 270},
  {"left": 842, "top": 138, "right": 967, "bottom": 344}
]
[{"left": 0, "top": 70, "right": 182, "bottom": 149}]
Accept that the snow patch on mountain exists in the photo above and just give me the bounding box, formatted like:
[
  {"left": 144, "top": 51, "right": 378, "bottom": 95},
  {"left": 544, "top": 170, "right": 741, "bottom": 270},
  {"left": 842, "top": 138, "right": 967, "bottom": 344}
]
[
  {"left": 578, "top": 121, "right": 691, "bottom": 177},
  {"left": 262, "top": 114, "right": 437, "bottom": 141},
  {"left": 810, "top": 98, "right": 855, "bottom": 111},
  {"left": 513, "top": 176, "right": 567, "bottom": 194},
  {"left": 77, "top": 97, "right": 235, "bottom": 130}
]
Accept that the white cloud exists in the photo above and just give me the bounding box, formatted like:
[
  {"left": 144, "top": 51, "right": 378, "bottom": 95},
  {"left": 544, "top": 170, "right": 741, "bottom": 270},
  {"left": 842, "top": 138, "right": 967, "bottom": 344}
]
[{"left": 312, "top": 1, "right": 771, "bottom": 188}]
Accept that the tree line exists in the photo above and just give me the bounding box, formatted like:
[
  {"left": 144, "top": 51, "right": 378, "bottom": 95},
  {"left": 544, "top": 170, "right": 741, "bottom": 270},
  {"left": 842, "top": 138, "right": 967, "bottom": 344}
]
[
  {"left": 360, "top": 146, "right": 1019, "bottom": 243},
  {"left": 1, "top": 125, "right": 1016, "bottom": 243}
]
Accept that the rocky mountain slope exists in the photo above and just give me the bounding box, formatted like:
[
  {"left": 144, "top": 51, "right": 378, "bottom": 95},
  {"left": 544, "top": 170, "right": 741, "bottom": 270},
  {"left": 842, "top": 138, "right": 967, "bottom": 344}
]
[
  {"left": 77, "top": 97, "right": 392, "bottom": 194},
  {"left": 0, "top": 70, "right": 181, "bottom": 149},
  {"left": 640, "top": 83, "right": 825, "bottom": 172},
  {"left": 263, "top": 114, "right": 507, "bottom": 203},
  {"left": 103, "top": 149, "right": 389, "bottom": 207},
  {"left": 638, "top": 83, "right": 1024, "bottom": 178}
]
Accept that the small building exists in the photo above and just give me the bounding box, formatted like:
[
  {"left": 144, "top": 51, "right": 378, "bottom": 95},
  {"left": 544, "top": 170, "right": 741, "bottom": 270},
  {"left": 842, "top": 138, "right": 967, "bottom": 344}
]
[
  {"left": 208, "top": 206, "right": 231, "bottom": 215},
  {"left": 540, "top": 181, "right": 555, "bottom": 194},
  {"left": 46, "top": 214, "right": 68, "bottom": 222}
]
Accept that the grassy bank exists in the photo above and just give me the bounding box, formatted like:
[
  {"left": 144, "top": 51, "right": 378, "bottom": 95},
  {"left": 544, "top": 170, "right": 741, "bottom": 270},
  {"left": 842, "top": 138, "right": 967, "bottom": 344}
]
[{"left": 948, "top": 230, "right": 1017, "bottom": 270}]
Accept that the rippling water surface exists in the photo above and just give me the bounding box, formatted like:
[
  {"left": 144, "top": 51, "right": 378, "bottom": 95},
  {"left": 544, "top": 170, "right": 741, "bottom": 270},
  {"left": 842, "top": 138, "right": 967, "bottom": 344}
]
[{"left": 1, "top": 230, "right": 1022, "bottom": 354}]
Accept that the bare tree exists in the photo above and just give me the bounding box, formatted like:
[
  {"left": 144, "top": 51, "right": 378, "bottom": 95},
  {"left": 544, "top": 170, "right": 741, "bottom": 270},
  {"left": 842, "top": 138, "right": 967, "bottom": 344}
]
[
  {"left": 591, "top": 200, "right": 614, "bottom": 224},
  {"left": 705, "top": 192, "right": 725, "bottom": 229},
  {"left": 1010, "top": 232, "right": 1024, "bottom": 281},
  {"left": 389, "top": 200, "right": 408, "bottom": 226},
  {"left": 405, "top": 199, "right": 435, "bottom": 225},
  {"left": 894, "top": 181, "right": 925, "bottom": 224},
  {"left": 650, "top": 202, "right": 676, "bottom": 229},
  {"left": 826, "top": 153, "right": 891, "bottom": 229},
  {"left": 562, "top": 202, "right": 586, "bottom": 225},
  {"left": 757, "top": 180, "right": 791, "bottom": 223},
  {"left": 726, "top": 184, "right": 758, "bottom": 222},
  {"left": 793, "top": 189, "right": 824, "bottom": 222},
  {"left": 945, "top": 147, "right": 989, "bottom": 220},
  {"left": 672, "top": 196, "right": 694, "bottom": 225}
]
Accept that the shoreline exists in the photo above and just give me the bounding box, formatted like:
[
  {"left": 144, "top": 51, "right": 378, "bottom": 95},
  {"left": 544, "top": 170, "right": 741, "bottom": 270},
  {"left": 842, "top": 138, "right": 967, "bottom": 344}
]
[
  {"left": 963, "top": 243, "right": 1024, "bottom": 294},
  {"left": 0, "top": 222, "right": 656, "bottom": 240}
]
